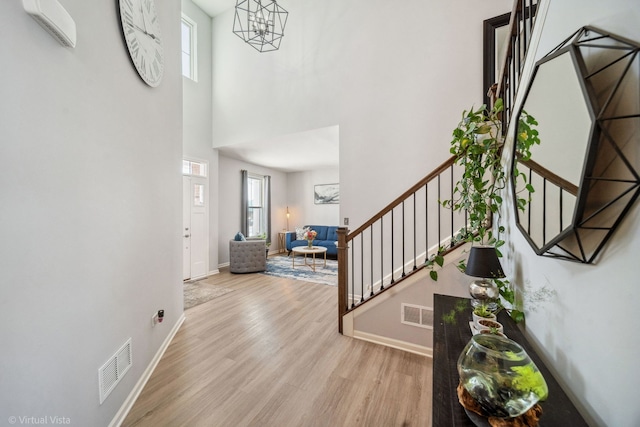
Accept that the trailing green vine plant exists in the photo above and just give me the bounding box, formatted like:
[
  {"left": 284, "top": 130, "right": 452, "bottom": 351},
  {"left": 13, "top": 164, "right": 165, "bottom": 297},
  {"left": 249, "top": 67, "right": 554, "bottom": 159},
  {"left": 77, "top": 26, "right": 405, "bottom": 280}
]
[
  {"left": 426, "top": 99, "right": 540, "bottom": 324},
  {"left": 442, "top": 98, "right": 507, "bottom": 246},
  {"left": 424, "top": 228, "right": 469, "bottom": 281},
  {"left": 514, "top": 109, "right": 541, "bottom": 212}
]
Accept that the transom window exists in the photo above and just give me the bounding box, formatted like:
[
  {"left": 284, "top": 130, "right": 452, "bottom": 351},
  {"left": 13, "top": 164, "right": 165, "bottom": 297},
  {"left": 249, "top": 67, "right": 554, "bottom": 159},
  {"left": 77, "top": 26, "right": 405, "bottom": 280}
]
[{"left": 183, "top": 159, "right": 207, "bottom": 177}]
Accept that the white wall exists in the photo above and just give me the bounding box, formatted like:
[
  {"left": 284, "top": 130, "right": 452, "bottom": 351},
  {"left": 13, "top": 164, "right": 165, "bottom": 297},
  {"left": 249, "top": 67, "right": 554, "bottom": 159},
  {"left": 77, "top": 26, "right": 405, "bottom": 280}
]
[
  {"left": 182, "top": 0, "right": 219, "bottom": 273},
  {"left": 286, "top": 168, "right": 340, "bottom": 229},
  {"left": 210, "top": 0, "right": 513, "bottom": 229},
  {"left": 218, "top": 155, "right": 288, "bottom": 264},
  {"left": 0, "top": 1, "right": 183, "bottom": 426},
  {"left": 500, "top": 1, "right": 640, "bottom": 426},
  {"left": 354, "top": 251, "right": 470, "bottom": 351}
]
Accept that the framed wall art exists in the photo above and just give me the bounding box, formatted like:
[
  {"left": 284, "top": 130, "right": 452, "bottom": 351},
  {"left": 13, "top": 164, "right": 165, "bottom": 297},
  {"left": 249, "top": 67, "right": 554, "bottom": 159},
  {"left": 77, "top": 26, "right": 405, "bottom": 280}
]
[{"left": 314, "top": 184, "right": 339, "bottom": 204}]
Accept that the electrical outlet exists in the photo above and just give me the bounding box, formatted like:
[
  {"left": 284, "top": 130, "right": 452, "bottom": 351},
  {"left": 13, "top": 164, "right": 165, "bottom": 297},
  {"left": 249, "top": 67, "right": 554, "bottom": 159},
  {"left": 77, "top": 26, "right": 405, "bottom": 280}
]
[
  {"left": 151, "top": 309, "right": 165, "bottom": 326},
  {"left": 344, "top": 217, "right": 349, "bottom": 225}
]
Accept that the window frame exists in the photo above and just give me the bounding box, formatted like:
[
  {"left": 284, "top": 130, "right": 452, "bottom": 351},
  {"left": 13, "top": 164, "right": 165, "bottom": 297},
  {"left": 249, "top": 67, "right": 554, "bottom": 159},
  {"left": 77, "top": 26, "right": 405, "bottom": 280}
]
[
  {"left": 246, "top": 173, "right": 266, "bottom": 238},
  {"left": 181, "top": 14, "right": 198, "bottom": 82}
]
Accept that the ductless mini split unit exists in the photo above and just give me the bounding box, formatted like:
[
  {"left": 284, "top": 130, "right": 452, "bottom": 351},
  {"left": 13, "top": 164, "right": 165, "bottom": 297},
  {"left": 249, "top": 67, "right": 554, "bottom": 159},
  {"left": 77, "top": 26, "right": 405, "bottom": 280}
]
[{"left": 23, "top": 0, "right": 76, "bottom": 48}]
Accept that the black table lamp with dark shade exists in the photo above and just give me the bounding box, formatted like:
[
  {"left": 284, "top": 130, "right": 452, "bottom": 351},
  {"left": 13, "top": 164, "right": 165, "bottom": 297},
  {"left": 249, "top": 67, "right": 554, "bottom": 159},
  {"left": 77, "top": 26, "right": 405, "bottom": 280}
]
[{"left": 465, "top": 246, "right": 505, "bottom": 311}]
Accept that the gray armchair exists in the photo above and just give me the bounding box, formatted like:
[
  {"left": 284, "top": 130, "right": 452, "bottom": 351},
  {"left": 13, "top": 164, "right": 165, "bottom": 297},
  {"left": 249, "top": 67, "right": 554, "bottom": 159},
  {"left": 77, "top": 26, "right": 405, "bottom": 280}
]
[{"left": 229, "top": 239, "right": 267, "bottom": 273}]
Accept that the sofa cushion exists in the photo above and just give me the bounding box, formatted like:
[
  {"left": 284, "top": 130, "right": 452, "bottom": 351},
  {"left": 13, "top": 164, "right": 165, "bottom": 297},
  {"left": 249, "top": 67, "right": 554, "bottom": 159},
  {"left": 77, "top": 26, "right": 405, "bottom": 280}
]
[
  {"left": 326, "top": 226, "right": 338, "bottom": 241},
  {"left": 234, "top": 231, "right": 246, "bottom": 241},
  {"left": 306, "top": 225, "right": 328, "bottom": 240},
  {"left": 316, "top": 241, "right": 338, "bottom": 255},
  {"left": 295, "top": 226, "right": 310, "bottom": 240}
]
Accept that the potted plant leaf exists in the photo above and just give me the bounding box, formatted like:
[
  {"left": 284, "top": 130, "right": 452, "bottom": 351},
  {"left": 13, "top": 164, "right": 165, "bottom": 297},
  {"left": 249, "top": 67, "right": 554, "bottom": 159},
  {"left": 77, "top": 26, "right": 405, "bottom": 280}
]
[
  {"left": 472, "top": 302, "right": 497, "bottom": 328},
  {"left": 476, "top": 318, "right": 504, "bottom": 335}
]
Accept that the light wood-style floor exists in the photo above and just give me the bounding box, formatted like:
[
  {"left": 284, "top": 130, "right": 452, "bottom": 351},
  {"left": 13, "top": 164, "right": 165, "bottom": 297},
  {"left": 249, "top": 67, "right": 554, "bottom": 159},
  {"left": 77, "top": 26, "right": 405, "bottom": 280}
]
[{"left": 122, "top": 263, "right": 433, "bottom": 427}]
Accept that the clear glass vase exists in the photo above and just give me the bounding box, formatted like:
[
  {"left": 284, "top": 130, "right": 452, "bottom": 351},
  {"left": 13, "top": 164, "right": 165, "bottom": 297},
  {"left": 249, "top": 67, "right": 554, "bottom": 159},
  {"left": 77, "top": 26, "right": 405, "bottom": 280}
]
[
  {"left": 457, "top": 334, "right": 548, "bottom": 418},
  {"left": 307, "top": 240, "right": 313, "bottom": 248}
]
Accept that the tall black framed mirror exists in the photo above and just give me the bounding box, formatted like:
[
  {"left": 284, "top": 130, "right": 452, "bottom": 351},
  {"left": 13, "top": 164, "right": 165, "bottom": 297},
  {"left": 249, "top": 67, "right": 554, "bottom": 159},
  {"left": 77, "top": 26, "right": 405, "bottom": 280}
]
[
  {"left": 483, "top": 12, "right": 510, "bottom": 107},
  {"left": 512, "top": 26, "right": 640, "bottom": 263},
  {"left": 483, "top": 5, "right": 538, "bottom": 108}
]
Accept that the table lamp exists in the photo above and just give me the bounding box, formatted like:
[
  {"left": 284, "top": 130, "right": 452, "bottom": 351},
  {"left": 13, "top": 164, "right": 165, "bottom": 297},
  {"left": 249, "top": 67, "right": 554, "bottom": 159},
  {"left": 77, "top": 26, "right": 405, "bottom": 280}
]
[{"left": 465, "top": 246, "right": 505, "bottom": 311}]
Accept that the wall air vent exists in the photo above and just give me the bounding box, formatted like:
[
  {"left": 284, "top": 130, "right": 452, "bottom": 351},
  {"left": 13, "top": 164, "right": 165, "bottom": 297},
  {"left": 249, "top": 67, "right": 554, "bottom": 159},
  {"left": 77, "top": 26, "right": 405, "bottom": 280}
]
[
  {"left": 401, "top": 304, "right": 434, "bottom": 329},
  {"left": 98, "top": 338, "right": 132, "bottom": 404}
]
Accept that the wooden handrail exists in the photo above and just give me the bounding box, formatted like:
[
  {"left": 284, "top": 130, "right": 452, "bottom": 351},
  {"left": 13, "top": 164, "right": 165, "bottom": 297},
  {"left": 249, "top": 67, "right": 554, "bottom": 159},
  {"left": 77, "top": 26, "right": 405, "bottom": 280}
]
[
  {"left": 347, "top": 156, "right": 457, "bottom": 240},
  {"left": 338, "top": 154, "right": 467, "bottom": 333},
  {"left": 493, "top": 0, "right": 537, "bottom": 123},
  {"left": 518, "top": 156, "right": 579, "bottom": 196},
  {"left": 494, "top": 0, "right": 524, "bottom": 104}
]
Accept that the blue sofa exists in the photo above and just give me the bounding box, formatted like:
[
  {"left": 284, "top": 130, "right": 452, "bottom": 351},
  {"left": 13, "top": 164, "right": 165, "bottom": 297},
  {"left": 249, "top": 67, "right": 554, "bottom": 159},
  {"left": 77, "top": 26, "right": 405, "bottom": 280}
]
[{"left": 286, "top": 225, "right": 339, "bottom": 257}]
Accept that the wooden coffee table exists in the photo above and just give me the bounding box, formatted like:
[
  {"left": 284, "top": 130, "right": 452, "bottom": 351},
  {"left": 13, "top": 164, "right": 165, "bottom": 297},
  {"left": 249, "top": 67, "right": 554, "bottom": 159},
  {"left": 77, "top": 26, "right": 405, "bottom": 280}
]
[{"left": 291, "top": 246, "right": 327, "bottom": 272}]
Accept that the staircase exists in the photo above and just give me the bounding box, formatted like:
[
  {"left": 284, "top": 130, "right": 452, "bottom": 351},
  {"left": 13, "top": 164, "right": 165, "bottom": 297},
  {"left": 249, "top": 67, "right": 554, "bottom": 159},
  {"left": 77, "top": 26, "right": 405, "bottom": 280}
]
[{"left": 337, "top": 0, "right": 539, "bottom": 337}]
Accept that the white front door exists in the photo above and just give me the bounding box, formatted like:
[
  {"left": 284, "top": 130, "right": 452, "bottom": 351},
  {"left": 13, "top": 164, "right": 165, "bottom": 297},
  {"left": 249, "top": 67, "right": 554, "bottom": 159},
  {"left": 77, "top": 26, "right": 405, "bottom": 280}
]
[
  {"left": 182, "top": 177, "right": 191, "bottom": 280},
  {"left": 183, "top": 175, "right": 208, "bottom": 281}
]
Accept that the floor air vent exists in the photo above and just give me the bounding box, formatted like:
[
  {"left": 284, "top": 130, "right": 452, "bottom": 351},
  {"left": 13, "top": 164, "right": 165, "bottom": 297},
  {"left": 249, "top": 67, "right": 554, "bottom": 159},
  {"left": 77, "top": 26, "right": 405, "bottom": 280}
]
[
  {"left": 401, "top": 304, "right": 434, "bottom": 329},
  {"left": 99, "top": 338, "right": 132, "bottom": 404}
]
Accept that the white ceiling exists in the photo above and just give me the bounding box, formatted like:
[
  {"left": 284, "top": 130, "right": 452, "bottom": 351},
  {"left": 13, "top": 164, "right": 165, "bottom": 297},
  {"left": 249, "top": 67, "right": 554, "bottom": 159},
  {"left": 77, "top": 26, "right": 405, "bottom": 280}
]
[
  {"left": 192, "top": 0, "right": 234, "bottom": 17},
  {"left": 216, "top": 126, "right": 340, "bottom": 173}
]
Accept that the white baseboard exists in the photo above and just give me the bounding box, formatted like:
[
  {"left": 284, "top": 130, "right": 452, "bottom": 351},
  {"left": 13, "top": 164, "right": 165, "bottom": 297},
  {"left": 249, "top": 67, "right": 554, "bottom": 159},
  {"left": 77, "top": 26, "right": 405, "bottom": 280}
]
[
  {"left": 186, "top": 270, "right": 219, "bottom": 282},
  {"left": 342, "top": 311, "right": 354, "bottom": 337},
  {"left": 218, "top": 262, "right": 230, "bottom": 269},
  {"left": 108, "top": 313, "right": 186, "bottom": 427},
  {"left": 353, "top": 330, "right": 432, "bottom": 358}
]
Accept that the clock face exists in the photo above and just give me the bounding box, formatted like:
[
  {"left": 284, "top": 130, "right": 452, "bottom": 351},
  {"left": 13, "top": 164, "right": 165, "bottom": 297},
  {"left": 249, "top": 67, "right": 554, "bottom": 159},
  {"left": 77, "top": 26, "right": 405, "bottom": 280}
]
[{"left": 119, "top": 0, "right": 164, "bottom": 87}]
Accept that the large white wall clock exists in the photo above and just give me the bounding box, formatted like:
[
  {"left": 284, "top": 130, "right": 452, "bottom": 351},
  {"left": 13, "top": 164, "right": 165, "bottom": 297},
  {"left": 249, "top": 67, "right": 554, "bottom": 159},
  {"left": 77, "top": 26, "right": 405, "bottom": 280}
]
[{"left": 118, "top": 0, "right": 164, "bottom": 87}]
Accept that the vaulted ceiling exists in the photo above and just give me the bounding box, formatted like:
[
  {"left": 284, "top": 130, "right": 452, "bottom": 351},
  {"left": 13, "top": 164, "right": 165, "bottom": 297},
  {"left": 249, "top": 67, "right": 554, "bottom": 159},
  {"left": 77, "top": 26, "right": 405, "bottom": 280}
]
[{"left": 192, "top": 0, "right": 233, "bottom": 17}]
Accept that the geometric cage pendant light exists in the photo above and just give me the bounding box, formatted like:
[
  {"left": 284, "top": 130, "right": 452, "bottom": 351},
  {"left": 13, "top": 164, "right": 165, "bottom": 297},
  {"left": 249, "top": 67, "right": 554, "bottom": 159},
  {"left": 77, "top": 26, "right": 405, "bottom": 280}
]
[{"left": 232, "top": 0, "right": 288, "bottom": 52}]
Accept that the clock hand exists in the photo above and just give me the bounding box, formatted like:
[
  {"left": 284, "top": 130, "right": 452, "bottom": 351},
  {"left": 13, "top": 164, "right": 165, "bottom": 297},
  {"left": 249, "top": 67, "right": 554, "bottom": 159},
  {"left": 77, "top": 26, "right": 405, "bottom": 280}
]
[
  {"left": 125, "top": 21, "right": 157, "bottom": 40},
  {"left": 140, "top": 4, "right": 148, "bottom": 32},
  {"left": 139, "top": 2, "right": 159, "bottom": 40}
]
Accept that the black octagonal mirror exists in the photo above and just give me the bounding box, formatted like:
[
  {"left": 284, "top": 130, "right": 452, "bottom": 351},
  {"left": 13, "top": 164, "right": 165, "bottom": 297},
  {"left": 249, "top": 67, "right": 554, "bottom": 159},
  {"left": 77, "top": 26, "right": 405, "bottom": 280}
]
[{"left": 512, "top": 26, "right": 640, "bottom": 263}]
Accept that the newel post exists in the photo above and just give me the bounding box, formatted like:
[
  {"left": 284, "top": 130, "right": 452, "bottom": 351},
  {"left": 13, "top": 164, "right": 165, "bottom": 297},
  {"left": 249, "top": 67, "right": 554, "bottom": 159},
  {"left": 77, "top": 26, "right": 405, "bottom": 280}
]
[{"left": 337, "top": 227, "right": 349, "bottom": 334}]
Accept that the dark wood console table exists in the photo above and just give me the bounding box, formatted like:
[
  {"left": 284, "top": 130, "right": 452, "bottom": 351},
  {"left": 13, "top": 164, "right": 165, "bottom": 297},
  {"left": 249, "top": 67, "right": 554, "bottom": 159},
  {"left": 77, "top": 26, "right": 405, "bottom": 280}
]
[{"left": 432, "top": 294, "right": 588, "bottom": 426}]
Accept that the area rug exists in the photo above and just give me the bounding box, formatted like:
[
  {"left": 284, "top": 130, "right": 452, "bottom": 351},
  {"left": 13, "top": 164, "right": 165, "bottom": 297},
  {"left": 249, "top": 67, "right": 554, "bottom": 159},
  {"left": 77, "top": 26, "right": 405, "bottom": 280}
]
[
  {"left": 183, "top": 281, "right": 235, "bottom": 310},
  {"left": 261, "top": 255, "right": 338, "bottom": 286}
]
